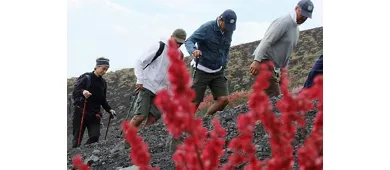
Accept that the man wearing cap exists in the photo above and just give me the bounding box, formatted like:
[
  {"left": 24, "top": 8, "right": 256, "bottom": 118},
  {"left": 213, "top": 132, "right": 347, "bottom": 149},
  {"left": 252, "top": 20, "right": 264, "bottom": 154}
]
[
  {"left": 184, "top": 9, "right": 237, "bottom": 119},
  {"left": 71, "top": 57, "right": 116, "bottom": 148},
  {"left": 129, "top": 28, "right": 187, "bottom": 129},
  {"left": 249, "top": 0, "right": 314, "bottom": 97}
]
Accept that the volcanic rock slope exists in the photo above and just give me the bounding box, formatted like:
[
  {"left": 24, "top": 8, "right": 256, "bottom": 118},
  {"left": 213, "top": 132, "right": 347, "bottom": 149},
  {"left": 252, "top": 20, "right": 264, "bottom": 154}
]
[
  {"left": 66, "top": 26, "right": 323, "bottom": 115},
  {"left": 67, "top": 97, "right": 319, "bottom": 170},
  {"left": 67, "top": 27, "right": 323, "bottom": 169}
]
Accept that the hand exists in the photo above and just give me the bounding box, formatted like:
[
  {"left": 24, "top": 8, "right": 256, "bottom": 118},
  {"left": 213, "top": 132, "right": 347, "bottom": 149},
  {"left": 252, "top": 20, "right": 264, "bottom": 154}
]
[
  {"left": 83, "top": 90, "right": 92, "bottom": 98},
  {"left": 135, "top": 84, "right": 143, "bottom": 93},
  {"left": 109, "top": 109, "right": 117, "bottom": 119},
  {"left": 192, "top": 50, "right": 202, "bottom": 58},
  {"left": 249, "top": 60, "right": 261, "bottom": 76}
]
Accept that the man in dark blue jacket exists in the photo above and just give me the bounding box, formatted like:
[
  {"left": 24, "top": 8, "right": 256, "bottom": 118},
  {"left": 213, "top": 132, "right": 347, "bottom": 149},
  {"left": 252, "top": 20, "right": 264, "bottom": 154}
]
[
  {"left": 303, "top": 55, "right": 323, "bottom": 89},
  {"left": 184, "top": 9, "right": 237, "bottom": 119}
]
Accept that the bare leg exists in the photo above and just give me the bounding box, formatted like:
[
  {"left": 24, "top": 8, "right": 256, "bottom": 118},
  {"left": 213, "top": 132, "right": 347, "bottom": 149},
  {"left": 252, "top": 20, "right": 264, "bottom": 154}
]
[
  {"left": 205, "top": 96, "right": 229, "bottom": 116},
  {"left": 143, "top": 114, "right": 157, "bottom": 127},
  {"left": 193, "top": 102, "right": 201, "bottom": 112},
  {"left": 129, "top": 115, "right": 146, "bottom": 128}
]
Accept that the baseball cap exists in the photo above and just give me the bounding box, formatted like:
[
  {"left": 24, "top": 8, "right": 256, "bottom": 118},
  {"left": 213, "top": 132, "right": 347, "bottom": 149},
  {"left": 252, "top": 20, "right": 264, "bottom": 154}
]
[
  {"left": 172, "top": 28, "right": 187, "bottom": 43},
  {"left": 220, "top": 9, "right": 237, "bottom": 32},
  {"left": 298, "top": 0, "right": 314, "bottom": 19}
]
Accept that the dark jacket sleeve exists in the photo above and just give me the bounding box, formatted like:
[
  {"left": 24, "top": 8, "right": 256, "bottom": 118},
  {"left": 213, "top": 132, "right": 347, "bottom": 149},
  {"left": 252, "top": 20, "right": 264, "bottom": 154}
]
[
  {"left": 303, "top": 55, "right": 323, "bottom": 88},
  {"left": 101, "top": 79, "right": 112, "bottom": 112},
  {"left": 184, "top": 22, "right": 208, "bottom": 55},
  {"left": 224, "top": 32, "right": 233, "bottom": 69}
]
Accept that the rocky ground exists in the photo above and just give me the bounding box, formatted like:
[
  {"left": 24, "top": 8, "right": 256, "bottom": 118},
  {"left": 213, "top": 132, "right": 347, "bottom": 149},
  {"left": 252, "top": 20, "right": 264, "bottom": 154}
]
[{"left": 67, "top": 97, "right": 319, "bottom": 170}]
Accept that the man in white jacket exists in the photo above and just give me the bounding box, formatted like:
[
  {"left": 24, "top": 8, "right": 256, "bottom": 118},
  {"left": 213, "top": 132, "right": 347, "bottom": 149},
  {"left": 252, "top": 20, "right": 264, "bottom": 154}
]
[{"left": 129, "top": 28, "right": 187, "bottom": 128}]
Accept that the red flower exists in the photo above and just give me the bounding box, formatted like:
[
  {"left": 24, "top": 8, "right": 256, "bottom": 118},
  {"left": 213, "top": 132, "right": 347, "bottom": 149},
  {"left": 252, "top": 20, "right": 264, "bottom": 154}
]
[
  {"left": 122, "top": 121, "right": 158, "bottom": 170},
  {"left": 154, "top": 38, "right": 224, "bottom": 169},
  {"left": 72, "top": 154, "right": 91, "bottom": 170}
]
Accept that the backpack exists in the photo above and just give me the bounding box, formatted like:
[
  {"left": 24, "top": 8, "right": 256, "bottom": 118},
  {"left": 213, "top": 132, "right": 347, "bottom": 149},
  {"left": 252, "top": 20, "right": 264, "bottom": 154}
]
[
  {"left": 72, "top": 72, "right": 107, "bottom": 102},
  {"left": 143, "top": 41, "right": 184, "bottom": 70}
]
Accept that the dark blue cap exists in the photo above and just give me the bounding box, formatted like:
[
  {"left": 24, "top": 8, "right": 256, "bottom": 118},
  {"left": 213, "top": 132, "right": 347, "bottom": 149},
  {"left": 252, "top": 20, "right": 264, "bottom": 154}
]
[
  {"left": 220, "top": 9, "right": 237, "bottom": 32},
  {"left": 298, "top": 0, "right": 314, "bottom": 19}
]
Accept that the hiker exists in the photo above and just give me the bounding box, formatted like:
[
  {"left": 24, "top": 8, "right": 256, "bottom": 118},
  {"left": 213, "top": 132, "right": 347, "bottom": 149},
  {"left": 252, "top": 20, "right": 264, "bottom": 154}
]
[
  {"left": 303, "top": 55, "right": 323, "bottom": 89},
  {"left": 71, "top": 57, "right": 117, "bottom": 148},
  {"left": 129, "top": 28, "right": 187, "bottom": 128},
  {"left": 249, "top": 0, "right": 314, "bottom": 97},
  {"left": 184, "top": 9, "right": 237, "bottom": 119}
]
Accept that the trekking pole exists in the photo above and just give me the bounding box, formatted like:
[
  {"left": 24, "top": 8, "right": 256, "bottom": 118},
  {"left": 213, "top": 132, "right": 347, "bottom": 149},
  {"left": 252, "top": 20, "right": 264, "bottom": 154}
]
[
  {"left": 120, "top": 92, "right": 138, "bottom": 135},
  {"left": 193, "top": 55, "right": 200, "bottom": 80},
  {"left": 104, "top": 114, "right": 112, "bottom": 140},
  {"left": 77, "top": 100, "right": 88, "bottom": 146}
]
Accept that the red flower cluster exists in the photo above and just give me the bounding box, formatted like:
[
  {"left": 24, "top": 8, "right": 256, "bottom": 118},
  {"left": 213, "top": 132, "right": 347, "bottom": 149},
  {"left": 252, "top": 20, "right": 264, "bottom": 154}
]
[
  {"left": 223, "top": 62, "right": 278, "bottom": 170},
  {"left": 154, "top": 38, "right": 227, "bottom": 170},
  {"left": 297, "top": 76, "right": 323, "bottom": 170},
  {"left": 122, "top": 121, "right": 158, "bottom": 170},
  {"left": 71, "top": 38, "right": 323, "bottom": 170},
  {"left": 72, "top": 154, "right": 91, "bottom": 170},
  {"left": 201, "top": 119, "right": 227, "bottom": 170}
]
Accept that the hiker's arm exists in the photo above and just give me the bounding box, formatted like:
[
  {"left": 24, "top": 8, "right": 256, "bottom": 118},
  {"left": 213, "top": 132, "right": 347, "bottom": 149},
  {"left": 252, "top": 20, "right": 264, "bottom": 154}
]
[
  {"left": 253, "top": 20, "right": 288, "bottom": 62},
  {"left": 134, "top": 42, "right": 161, "bottom": 84},
  {"left": 101, "top": 81, "right": 112, "bottom": 112},
  {"left": 102, "top": 97, "right": 112, "bottom": 113},
  {"left": 224, "top": 33, "right": 233, "bottom": 69},
  {"left": 224, "top": 51, "right": 230, "bottom": 69},
  {"left": 222, "top": 49, "right": 230, "bottom": 70},
  {"left": 185, "top": 23, "right": 207, "bottom": 55}
]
